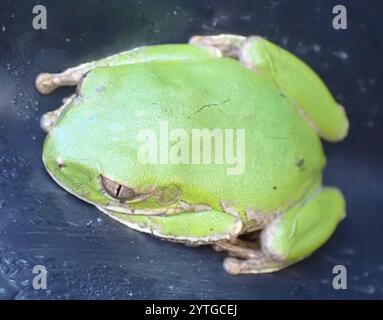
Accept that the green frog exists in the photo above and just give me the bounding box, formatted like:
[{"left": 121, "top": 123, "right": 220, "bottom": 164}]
[{"left": 36, "top": 34, "right": 348, "bottom": 274}]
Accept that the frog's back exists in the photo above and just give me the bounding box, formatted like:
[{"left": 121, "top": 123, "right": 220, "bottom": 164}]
[{"left": 53, "top": 58, "right": 325, "bottom": 213}]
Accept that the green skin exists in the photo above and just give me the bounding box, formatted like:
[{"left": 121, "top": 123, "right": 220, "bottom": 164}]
[{"left": 36, "top": 34, "right": 349, "bottom": 274}]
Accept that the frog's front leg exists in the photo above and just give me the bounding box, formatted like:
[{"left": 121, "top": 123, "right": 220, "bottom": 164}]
[
  {"left": 36, "top": 43, "right": 222, "bottom": 130},
  {"left": 36, "top": 51, "right": 130, "bottom": 94},
  {"left": 36, "top": 44, "right": 221, "bottom": 95},
  {"left": 215, "top": 187, "right": 345, "bottom": 274},
  {"left": 36, "top": 62, "right": 97, "bottom": 94},
  {"left": 35, "top": 50, "right": 135, "bottom": 94}
]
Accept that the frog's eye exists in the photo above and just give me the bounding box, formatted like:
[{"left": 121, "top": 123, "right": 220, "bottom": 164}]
[{"left": 100, "top": 176, "right": 136, "bottom": 201}]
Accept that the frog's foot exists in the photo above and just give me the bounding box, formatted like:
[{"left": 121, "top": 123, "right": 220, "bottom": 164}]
[
  {"left": 215, "top": 187, "right": 346, "bottom": 274},
  {"left": 213, "top": 231, "right": 261, "bottom": 254},
  {"left": 36, "top": 61, "right": 96, "bottom": 94},
  {"left": 214, "top": 240, "right": 293, "bottom": 274},
  {"left": 40, "top": 94, "right": 75, "bottom": 132}
]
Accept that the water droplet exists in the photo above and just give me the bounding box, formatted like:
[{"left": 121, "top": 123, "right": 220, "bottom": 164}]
[{"left": 333, "top": 50, "right": 348, "bottom": 60}]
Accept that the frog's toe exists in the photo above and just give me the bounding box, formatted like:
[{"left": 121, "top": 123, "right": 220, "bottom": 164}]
[
  {"left": 223, "top": 256, "right": 292, "bottom": 275},
  {"left": 35, "top": 73, "right": 57, "bottom": 94}
]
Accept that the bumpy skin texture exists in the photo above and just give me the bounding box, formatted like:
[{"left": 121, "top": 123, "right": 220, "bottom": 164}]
[{"left": 38, "top": 35, "right": 349, "bottom": 274}]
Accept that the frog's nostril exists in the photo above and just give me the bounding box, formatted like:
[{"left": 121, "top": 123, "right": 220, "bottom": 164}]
[
  {"left": 100, "top": 176, "right": 136, "bottom": 201},
  {"left": 56, "top": 157, "right": 65, "bottom": 169}
]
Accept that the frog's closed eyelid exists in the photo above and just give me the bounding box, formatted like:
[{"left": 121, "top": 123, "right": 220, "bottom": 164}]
[{"left": 100, "top": 175, "right": 136, "bottom": 201}]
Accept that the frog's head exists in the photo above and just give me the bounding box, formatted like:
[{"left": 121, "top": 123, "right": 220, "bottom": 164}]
[
  {"left": 43, "top": 133, "right": 183, "bottom": 215},
  {"left": 41, "top": 92, "right": 184, "bottom": 216}
]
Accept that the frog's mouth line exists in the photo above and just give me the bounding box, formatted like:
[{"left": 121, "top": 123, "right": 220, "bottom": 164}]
[
  {"left": 100, "top": 203, "right": 188, "bottom": 217},
  {"left": 100, "top": 198, "right": 216, "bottom": 217},
  {"left": 97, "top": 205, "right": 244, "bottom": 245}
]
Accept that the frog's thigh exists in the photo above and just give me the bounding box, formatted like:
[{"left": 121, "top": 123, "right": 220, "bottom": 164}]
[
  {"left": 35, "top": 44, "right": 220, "bottom": 94},
  {"left": 221, "top": 187, "right": 345, "bottom": 274},
  {"left": 238, "top": 36, "right": 349, "bottom": 142}
]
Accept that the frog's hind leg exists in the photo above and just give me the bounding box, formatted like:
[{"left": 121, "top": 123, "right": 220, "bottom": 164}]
[
  {"left": 213, "top": 233, "right": 293, "bottom": 273},
  {"left": 237, "top": 36, "right": 349, "bottom": 142},
  {"left": 215, "top": 187, "right": 345, "bottom": 274},
  {"left": 189, "top": 34, "right": 349, "bottom": 142}
]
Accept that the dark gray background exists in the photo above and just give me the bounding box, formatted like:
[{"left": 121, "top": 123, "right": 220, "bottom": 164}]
[{"left": 0, "top": 0, "right": 382, "bottom": 299}]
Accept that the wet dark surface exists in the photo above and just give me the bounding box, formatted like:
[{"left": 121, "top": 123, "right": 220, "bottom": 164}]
[{"left": 0, "top": 0, "right": 382, "bottom": 299}]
